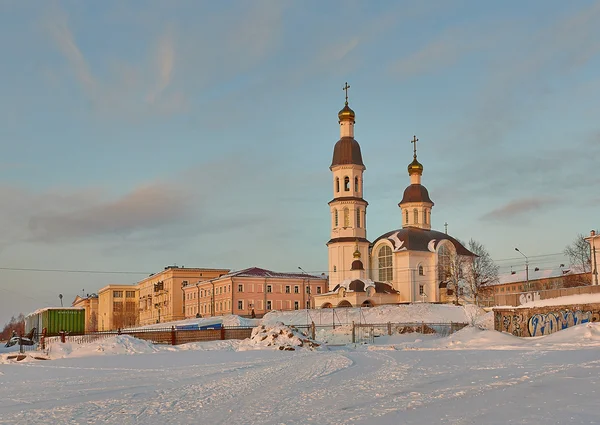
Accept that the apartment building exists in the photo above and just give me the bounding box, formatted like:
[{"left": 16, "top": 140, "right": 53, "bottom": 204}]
[
  {"left": 182, "top": 267, "right": 328, "bottom": 318},
  {"left": 137, "top": 266, "right": 229, "bottom": 325}
]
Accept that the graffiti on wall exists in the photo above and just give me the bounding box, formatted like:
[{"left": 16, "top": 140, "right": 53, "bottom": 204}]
[
  {"left": 496, "top": 312, "right": 527, "bottom": 337},
  {"left": 528, "top": 310, "right": 599, "bottom": 336},
  {"left": 519, "top": 292, "right": 540, "bottom": 305}
]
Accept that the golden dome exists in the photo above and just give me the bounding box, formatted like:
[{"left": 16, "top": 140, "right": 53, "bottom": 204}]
[
  {"left": 338, "top": 103, "right": 355, "bottom": 123},
  {"left": 408, "top": 157, "right": 423, "bottom": 175}
]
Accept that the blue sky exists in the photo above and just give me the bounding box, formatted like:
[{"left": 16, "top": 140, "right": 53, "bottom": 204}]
[{"left": 1, "top": 0, "right": 599, "bottom": 325}]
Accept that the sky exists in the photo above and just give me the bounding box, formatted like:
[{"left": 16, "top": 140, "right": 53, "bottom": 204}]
[{"left": 1, "top": 0, "right": 599, "bottom": 325}]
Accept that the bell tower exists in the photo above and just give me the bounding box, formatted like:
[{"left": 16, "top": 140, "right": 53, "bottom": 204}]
[
  {"left": 398, "top": 136, "right": 434, "bottom": 230},
  {"left": 327, "top": 83, "right": 370, "bottom": 288}
]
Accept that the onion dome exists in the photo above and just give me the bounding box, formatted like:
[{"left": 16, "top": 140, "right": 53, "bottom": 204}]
[
  {"left": 350, "top": 242, "right": 364, "bottom": 270},
  {"left": 408, "top": 157, "right": 423, "bottom": 175},
  {"left": 331, "top": 137, "right": 364, "bottom": 167},
  {"left": 400, "top": 184, "right": 434, "bottom": 204},
  {"left": 338, "top": 103, "right": 355, "bottom": 123}
]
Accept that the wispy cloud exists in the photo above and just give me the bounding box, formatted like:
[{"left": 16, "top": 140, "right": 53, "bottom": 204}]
[
  {"left": 27, "top": 183, "right": 190, "bottom": 242},
  {"left": 44, "top": 5, "right": 185, "bottom": 118},
  {"left": 481, "top": 197, "right": 558, "bottom": 222}
]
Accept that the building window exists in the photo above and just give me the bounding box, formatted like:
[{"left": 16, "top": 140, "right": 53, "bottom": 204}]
[
  {"left": 344, "top": 176, "right": 350, "bottom": 191},
  {"left": 354, "top": 176, "right": 359, "bottom": 192},
  {"left": 267, "top": 300, "right": 272, "bottom": 310},
  {"left": 294, "top": 301, "right": 299, "bottom": 310},
  {"left": 285, "top": 285, "right": 290, "bottom": 293},
  {"left": 336, "top": 177, "right": 340, "bottom": 193},
  {"left": 418, "top": 265, "right": 424, "bottom": 276},
  {"left": 333, "top": 266, "right": 337, "bottom": 272},
  {"left": 294, "top": 286, "right": 299, "bottom": 294},
  {"left": 405, "top": 209, "right": 409, "bottom": 224},
  {"left": 306, "top": 301, "right": 311, "bottom": 309},
  {"left": 419, "top": 284, "right": 424, "bottom": 296},
  {"left": 125, "top": 291, "right": 135, "bottom": 298},
  {"left": 317, "top": 287, "right": 322, "bottom": 294},
  {"left": 414, "top": 209, "right": 418, "bottom": 224},
  {"left": 356, "top": 208, "right": 360, "bottom": 228},
  {"left": 238, "top": 300, "right": 243, "bottom": 310},
  {"left": 437, "top": 243, "right": 452, "bottom": 284},
  {"left": 344, "top": 208, "right": 349, "bottom": 227},
  {"left": 378, "top": 245, "right": 393, "bottom": 282},
  {"left": 238, "top": 284, "right": 243, "bottom": 292},
  {"left": 113, "top": 291, "right": 123, "bottom": 298},
  {"left": 267, "top": 285, "right": 272, "bottom": 293},
  {"left": 334, "top": 209, "right": 338, "bottom": 227},
  {"left": 423, "top": 210, "right": 427, "bottom": 224},
  {"left": 306, "top": 286, "right": 310, "bottom": 294}
]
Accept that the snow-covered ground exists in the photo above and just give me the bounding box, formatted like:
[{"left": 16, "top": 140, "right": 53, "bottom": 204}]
[{"left": 2, "top": 323, "right": 600, "bottom": 424}]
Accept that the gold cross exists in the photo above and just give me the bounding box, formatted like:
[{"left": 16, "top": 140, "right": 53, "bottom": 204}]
[
  {"left": 411, "top": 135, "right": 418, "bottom": 158},
  {"left": 343, "top": 82, "right": 350, "bottom": 105}
]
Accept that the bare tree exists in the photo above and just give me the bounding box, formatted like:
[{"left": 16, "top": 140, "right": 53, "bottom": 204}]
[
  {"left": 464, "top": 239, "right": 499, "bottom": 306},
  {"left": 445, "top": 249, "right": 468, "bottom": 305},
  {"left": 564, "top": 234, "right": 591, "bottom": 278},
  {"left": 88, "top": 312, "right": 98, "bottom": 332}
]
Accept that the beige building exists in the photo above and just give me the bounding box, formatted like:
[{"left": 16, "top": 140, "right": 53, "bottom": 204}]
[
  {"left": 322, "top": 94, "right": 474, "bottom": 307},
  {"left": 183, "top": 267, "right": 328, "bottom": 318},
  {"left": 72, "top": 294, "right": 99, "bottom": 332},
  {"left": 138, "top": 266, "right": 229, "bottom": 325},
  {"left": 98, "top": 285, "right": 138, "bottom": 331},
  {"left": 586, "top": 230, "right": 600, "bottom": 286}
]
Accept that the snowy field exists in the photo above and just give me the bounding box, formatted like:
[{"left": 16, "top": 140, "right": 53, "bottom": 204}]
[{"left": 2, "top": 323, "right": 600, "bottom": 424}]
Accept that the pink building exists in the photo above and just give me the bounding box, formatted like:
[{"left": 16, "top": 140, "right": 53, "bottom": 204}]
[{"left": 182, "top": 267, "right": 328, "bottom": 318}]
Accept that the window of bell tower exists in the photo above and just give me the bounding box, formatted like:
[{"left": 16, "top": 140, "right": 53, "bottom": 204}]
[
  {"left": 405, "top": 209, "right": 409, "bottom": 224},
  {"left": 354, "top": 177, "right": 359, "bottom": 192},
  {"left": 414, "top": 209, "right": 418, "bottom": 224},
  {"left": 356, "top": 208, "right": 360, "bottom": 228},
  {"left": 344, "top": 176, "right": 350, "bottom": 191},
  {"left": 343, "top": 208, "right": 350, "bottom": 227},
  {"left": 334, "top": 209, "right": 338, "bottom": 227},
  {"left": 336, "top": 177, "right": 340, "bottom": 193}
]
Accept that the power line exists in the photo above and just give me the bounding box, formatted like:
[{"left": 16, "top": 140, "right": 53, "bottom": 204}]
[{"left": 0, "top": 267, "right": 149, "bottom": 275}]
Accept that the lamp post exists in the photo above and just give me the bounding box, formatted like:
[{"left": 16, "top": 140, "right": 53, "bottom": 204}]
[{"left": 515, "top": 248, "right": 529, "bottom": 291}]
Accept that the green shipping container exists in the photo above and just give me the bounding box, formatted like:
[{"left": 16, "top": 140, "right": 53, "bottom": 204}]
[{"left": 25, "top": 308, "right": 85, "bottom": 336}]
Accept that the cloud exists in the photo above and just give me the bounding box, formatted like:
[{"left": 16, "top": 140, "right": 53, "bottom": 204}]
[
  {"left": 481, "top": 197, "right": 558, "bottom": 222},
  {"left": 44, "top": 5, "right": 185, "bottom": 119},
  {"left": 27, "top": 183, "right": 190, "bottom": 242}
]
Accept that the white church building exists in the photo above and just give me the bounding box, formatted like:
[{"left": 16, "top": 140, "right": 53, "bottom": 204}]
[{"left": 314, "top": 87, "right": 475, "bottom": 308}]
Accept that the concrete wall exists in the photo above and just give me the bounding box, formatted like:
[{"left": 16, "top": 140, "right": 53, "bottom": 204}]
[
  {"left": 493, "top": 283, "right": 600, "bottom": 307},
  {"left": 494, "top": 303, "right": 600, "bottom": 337}
]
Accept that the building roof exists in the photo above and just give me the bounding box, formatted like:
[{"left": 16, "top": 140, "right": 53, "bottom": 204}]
[
  {"left": 372, "top": 227, "right": 475, "bottom": 256},
  {"left": 494, "top": 266, "right": 589, "bottom": 286},
  {"left": 399, "top": 184, "right": 434, "bottom": 205},
  {"left": 331, "top": 137, "right": 364, "bottom": 168},
  {"left": 329, "top": 278, "right": 399, "bottom": 295},
  {"left": 197, "top": 267, "right": 326, "bottom": 284}
]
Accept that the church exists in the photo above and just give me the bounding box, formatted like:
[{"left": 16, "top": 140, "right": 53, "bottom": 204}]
[{"left": 313, "top": 85, "right": 475, "bottom": 308}]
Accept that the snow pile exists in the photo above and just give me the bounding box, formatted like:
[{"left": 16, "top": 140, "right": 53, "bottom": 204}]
[
  {"left": 517, "top": 292, "right": 600, "bottom": 308},
  {"left": 48, "top": 335, "right": 159, "bottom": 359},
  {"left": 474, "top": 311, "right": 494, "bottom": 330},
  {"left": 238, "top": 322, "right": 320, "bottom": 351},
  {"left": 263, "top": 304, "right": 485, "bottom": 326}
]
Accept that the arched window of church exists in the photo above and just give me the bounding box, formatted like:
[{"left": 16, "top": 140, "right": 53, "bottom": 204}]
[
  {"left": 378, "top": 245, "right": 393, "bottom": 282},
  {"left": 343, "top": 208, "right": 350, "bottom": 227},
  {"left": 414, "top": 209, "right": 418, "bottom": 224},
  {"left": 405, "top": 209, "right": 409, "bottom": 224},
  {"left": 437, "top": 243, "right": 453, "bottom": 284},
  {"left": 344, "top": 176, "right": 350, "bottom": 191},
  {"left": 334, "top": 209, "right": 338, "bottom": 227},
  {"left": 418, "top": 265, "right": 424, "bottom": 276},
  {"left": 423, "top": 210, "right": 427, "bottom": 224},
  {"left": 356, "top": 208, "right": 360, "bottom": 228},
  {"left": 354, "top": 177, "right": 359, "bottom": 192},
  {"left": 336, "top": 177, "right": 340, "bottom": 193}
]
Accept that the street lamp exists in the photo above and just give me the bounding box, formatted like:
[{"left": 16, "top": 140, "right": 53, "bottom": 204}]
[
  {"left": 298, "top": 266, "right": 307, "bottom": 274},
  {"left": 515, "top": 248, "right": 529, "bottom": 291}
]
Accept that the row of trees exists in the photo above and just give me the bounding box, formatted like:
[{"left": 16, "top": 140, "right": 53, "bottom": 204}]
[{"left": 0, "top": 314, "right": 25, "bottom": 340}]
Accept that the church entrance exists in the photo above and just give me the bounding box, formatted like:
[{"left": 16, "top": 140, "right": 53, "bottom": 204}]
[{"left": 361, "top": 299, "right": 375, "bottom": 307}]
